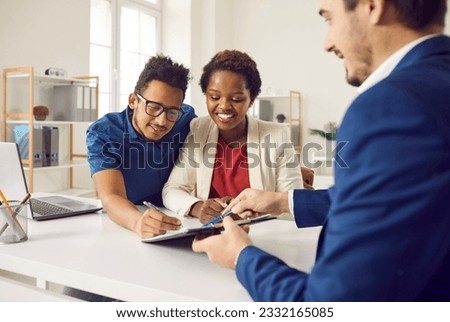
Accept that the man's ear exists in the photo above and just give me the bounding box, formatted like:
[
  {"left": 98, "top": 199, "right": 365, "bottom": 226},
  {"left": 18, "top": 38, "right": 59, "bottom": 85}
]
[
  {"left": 129, "top": 93, "right": 138, "bottom": 110},
  {"left": 368, "top": 0, "right": 387, "bottom": 25}
]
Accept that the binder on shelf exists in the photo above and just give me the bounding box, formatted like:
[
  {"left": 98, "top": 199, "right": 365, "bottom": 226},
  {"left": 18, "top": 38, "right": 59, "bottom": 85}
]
[
  {"left": 13, "top": 125, "right": 43, "bottom": 168},
  {"left": 252, "top": 99, "right": 273, "bottom": 121},
  {"left": 14, "top": 125, "right": 59, "bottom": 168},
  {"left": 42, "top": 126, "right": 59, "bottom": 167},
  {"left": 77, "top": 86, "right": 97, "bottom": 122},
  {"left": 52, "top": 85, "right": 97, "bottom": 122},
  {"left": 42, "top": 127, "right": 51, "bottom": 167},
  {"left": 50, "top": 127, "right": 59, "bottom": 166}
]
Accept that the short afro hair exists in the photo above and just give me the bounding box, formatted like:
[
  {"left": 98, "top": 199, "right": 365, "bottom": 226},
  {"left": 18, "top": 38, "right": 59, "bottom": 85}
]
[
  {"left": 199, "top": 50, "right": 262, "bottom": 101},
  {"left": 134, "top": 54, "right": 190, "bottom": 98}
]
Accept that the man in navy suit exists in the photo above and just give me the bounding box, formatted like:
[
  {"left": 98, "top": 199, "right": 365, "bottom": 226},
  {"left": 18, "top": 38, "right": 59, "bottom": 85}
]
[{"left": 193, "top": 0, "right": 450, "bottom": 301}]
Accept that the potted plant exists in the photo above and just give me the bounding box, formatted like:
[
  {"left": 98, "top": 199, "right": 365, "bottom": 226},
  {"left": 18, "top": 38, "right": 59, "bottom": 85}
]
[
  {"left": 276, "top": 113, "right": 286, "bottom": 123},
  {"left": 33, "top": 105, "right": 49, "bottom": 121},
  {"left": 310, "top": 121, "right": 338, "bottom": 141}
]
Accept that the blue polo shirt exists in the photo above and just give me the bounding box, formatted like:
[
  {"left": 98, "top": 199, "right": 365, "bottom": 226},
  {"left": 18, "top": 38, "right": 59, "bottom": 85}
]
[{"left": 86, "top": 104, "right": 196, "bottom": 206}]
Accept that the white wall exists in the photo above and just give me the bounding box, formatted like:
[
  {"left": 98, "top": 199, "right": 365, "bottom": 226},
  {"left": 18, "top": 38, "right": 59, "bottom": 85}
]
[
  {"left": 0, "top": 0, "right": 91, "bottom": 193},
  {"left": 0, "top": 0, "right": 90, "bottom": 77},
  {"left": 162, "top": 0, "right": 235, "bottom": 116},
  {"left": 161, "top": 0, "right": 192, "bottom": 86},
  {"left": 0, "top": 0, "right": 91, "bottom": 145}
]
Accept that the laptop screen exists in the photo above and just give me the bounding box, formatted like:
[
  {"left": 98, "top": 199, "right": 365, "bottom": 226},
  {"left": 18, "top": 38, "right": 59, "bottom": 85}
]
[{"left": 0, "top": 142, "right": 29, "bottom": 202}]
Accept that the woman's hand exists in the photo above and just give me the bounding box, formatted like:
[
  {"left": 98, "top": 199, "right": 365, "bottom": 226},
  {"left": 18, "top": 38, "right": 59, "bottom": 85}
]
[{"left": 189, "top": 196, "right": 233, "bottom": 223}]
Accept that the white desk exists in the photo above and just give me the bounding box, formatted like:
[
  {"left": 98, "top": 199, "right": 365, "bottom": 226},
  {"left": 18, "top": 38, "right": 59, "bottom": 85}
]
[
  {"left": 0, "top": 276, "right": 81, "bottom": 302},
  {"left": 0, "top": 210, "right": 321, "bottom": 301}
]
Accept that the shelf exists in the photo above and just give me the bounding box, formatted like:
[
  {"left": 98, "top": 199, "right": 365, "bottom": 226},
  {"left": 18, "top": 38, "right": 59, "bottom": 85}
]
[
  {"left": 258, "top": 95, "right": 289, "bottom": 99},
  {"left": 254, "top": 91, "right": 302, "bottom": 151},
  {"left": 7, "top": 120, "right": 93, "bottom": 126},
  {"left": 3, "top": 66, "right": 98, "bottom": 193},
  {"left": 23, "top": 160, "right": 89, "bottom": 171},
  {"left": 6, "top": 73, "right": 97, "bottom": 87}
]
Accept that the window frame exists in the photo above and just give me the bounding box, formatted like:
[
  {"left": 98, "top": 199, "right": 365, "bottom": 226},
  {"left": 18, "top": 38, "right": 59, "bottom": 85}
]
[{"left": 90, "top": 0, "right": 162, "bottom": 115}]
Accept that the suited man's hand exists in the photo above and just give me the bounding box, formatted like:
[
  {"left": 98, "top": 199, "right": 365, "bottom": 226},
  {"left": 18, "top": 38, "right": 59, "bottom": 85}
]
[
  {"left": 226, "top": 189, "right": 290, "bottom": 219},
  {"left": 192, "top": 217, "right": 251, "bottom": 269}
]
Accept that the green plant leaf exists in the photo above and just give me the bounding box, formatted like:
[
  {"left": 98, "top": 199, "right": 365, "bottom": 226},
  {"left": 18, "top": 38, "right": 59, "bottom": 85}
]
[
  {"left": 310, "top": 129, "right": 336, "bottom": 141},
  {"left": 310, "top": 129, "right": 326, "bottom": 138}
]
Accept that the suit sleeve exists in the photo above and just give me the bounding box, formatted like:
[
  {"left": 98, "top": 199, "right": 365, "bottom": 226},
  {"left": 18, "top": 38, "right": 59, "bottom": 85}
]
[
  {"left": 293, "top": 189, "right": 330, "bottom": 227},
  {"left": 236, "top": 83, "right": 450, "bottom": 301}
]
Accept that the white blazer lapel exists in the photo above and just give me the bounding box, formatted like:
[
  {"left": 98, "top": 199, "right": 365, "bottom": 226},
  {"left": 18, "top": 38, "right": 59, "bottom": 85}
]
[
  {"left": 197, "top": 120, "right": 219, "bottom": 200},
  {"left": 246, "top": 116, "right": 265, "bottom": 190}
]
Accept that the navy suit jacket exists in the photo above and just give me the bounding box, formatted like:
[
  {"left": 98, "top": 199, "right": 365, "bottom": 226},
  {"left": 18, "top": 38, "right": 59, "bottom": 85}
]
[{"left": 236, "top": 35, "right": 450, "bottom": 301}]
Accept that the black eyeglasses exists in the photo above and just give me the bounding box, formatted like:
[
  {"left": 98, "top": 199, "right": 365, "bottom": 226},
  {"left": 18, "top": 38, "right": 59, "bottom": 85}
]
[{"left": 135, "top": 92, "right": 184, "bottom": 122}]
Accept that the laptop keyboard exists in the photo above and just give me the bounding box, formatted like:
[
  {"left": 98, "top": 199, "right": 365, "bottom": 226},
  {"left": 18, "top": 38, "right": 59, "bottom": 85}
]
[{"left": 30, "top": 199, "right": 69, "bottom": 216}]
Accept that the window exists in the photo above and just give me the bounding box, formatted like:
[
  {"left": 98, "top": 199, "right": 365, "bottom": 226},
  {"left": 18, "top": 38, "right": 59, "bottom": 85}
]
[{"left": 90, "top": 0, "right": 161, "bottom": 117}]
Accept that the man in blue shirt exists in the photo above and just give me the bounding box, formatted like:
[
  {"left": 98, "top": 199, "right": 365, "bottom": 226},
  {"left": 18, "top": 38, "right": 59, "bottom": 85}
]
[
  {"left": 87, "top": 55, "right": 195, "bottom": 238},
  {"left": 193, "top": 0, "right": 450, "bottom": 301}
]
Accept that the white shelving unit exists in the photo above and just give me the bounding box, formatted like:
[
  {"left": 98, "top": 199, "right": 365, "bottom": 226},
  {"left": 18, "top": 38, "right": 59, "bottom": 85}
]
[
  {"left": 2, "top": 66, "right": 98, "bottom": 196},
  {"left": 253, "top": 91, "right": 302, "bottom": 151}
]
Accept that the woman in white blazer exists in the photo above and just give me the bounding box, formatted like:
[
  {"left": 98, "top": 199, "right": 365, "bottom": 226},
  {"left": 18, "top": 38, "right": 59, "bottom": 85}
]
[{"left": 162, "top": 50, "right": 303, "bottom": 221}]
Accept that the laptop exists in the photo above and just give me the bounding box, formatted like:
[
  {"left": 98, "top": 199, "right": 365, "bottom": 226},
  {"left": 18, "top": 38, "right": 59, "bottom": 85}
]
[{"left": 0, "top": 142, "right": 102, "bottom": 221}]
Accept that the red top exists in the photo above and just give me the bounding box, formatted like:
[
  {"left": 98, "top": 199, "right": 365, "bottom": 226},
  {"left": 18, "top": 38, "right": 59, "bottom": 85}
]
[{"left": 209, "top": 136, "right": 251, "bottom": 198}]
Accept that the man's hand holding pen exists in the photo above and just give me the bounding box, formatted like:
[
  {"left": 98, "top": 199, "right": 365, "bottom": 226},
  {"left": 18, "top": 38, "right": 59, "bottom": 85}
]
[
  {"left": 224, "top": 189, "right": 289, "bottom": 219},
  {"left": 192, "top": 188, "right": 285, "bottom": 269},
  {"left": 137, "top": 201, "right": 181, "bottom": 239}
]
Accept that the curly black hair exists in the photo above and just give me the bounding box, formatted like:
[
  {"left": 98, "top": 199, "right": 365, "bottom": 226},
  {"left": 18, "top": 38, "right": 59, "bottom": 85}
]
[
  {"left": 199, "top": 50, "right": 262, "bottom": 101},
  {"left": 134, "top": 54, "right": 190, "bottom": 98}
]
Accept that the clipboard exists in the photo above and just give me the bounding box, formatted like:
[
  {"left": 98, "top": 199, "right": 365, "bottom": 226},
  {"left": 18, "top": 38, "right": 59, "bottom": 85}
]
[{"left": 141, "top": 215, "right": 276, "bottom": 243}]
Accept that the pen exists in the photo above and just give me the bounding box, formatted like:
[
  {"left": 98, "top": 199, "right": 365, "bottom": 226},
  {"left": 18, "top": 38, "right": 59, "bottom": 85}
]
[
  {"left": 202, "top": 209, "right": 234, "bottom": 227},
  {"left": 142, "top": 201, "right": 162, "bottom": 212},
  {"left": 143, "top": 201, "right": 183, "bottom": 232}
]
